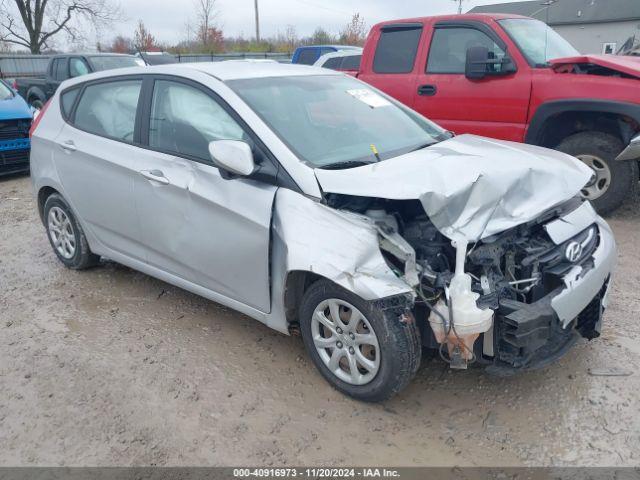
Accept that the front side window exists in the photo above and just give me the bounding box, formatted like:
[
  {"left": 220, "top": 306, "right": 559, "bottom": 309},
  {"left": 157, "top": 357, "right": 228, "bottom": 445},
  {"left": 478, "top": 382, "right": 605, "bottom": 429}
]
[
  {"left": 229, "top": 75, "right": 449, "bottom": 168},
  {"left": 499, "top": 18, "right": 578, "bottom": 66},
  {"left": 373, "top": 26, "right": 422, "bottom": 74},
  {"left": 427, "top": 27, "right": 506, "bottom": 74},
  {"left": 149, "top": 80, "right": 245, "bottom": 161},
  {"left": 73, "top": 80, "right": 142, "bottom": 142},
  {"left": 69, "top": 58, "right": 90, "bottom": 78}
]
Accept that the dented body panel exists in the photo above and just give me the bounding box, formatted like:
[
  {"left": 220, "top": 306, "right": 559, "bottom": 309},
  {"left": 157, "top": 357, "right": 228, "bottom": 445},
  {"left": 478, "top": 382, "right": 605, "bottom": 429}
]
[{"left": 315, "top": 134, "right": 593, "bottom": 242}]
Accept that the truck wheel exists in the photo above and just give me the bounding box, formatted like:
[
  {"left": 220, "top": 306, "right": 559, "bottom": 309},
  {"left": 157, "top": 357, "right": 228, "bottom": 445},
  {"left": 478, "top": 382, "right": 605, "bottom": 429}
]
[
  {"left": 43, "top": 193, "right": 100, "bottom": 269},
  {"left": 299, "top": 279, "right": 420, "bottom": 402},
  {"left": 556, "top": 131, "right": 638, "bottom": 215},
  {"left": 30, "top": 98, "right": 44, "bottom": 110}
]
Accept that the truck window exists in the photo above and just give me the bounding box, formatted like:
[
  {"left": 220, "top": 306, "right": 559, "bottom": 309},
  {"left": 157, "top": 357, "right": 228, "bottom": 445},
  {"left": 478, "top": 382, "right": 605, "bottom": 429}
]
[
  {"left": 373, "top": 25, "right": 422, "bottom": 74},
  {"left": 69, "top": 58, "right": 90, "bottom": 78},
  {"left": 427, "top": 27, "right": 505, "bottom": 74},
  {"left": 54, "top": 58, "right": 68, "bottom": 81}
]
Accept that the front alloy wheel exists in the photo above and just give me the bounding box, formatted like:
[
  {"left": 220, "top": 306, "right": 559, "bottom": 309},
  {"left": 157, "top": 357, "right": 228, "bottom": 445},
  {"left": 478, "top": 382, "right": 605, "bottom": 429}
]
[
  {"left": 311, "top": 298, "right": 380, "bottom": 385},
  {"left": 300, "top": 279, "right": 421, "bottom": 402}
]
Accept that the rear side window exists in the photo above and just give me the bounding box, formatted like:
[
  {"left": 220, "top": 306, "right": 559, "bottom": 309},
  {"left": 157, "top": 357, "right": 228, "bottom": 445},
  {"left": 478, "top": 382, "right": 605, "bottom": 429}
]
[
  {"left": 73, "top": 80, "right": 142, "bottom": 142},
  {"left": 60, "top": 88, "right": 80, "bottom": 118},
  {"left": 341, "top": 54, "right": 361, "bottom": 70},
  {"left": 427, "top": 27, "right": 506, "bottom": 74},
  {"left": 373, "top": 26, "right": 422, "bottom": 74},
  {"left": 323, "top": 57, "right": 342, "bottom": 69},
  {"left": 297, "top": 49, "right": 319, "bottom": 65}
]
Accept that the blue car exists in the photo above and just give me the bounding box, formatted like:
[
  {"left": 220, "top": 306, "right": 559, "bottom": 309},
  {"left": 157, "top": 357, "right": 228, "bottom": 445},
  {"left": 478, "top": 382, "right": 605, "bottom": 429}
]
[
  {"left": 0, "top": 79, "right": 32, "bottom": 176},
  {"left": 291, "top": 45, "right": 362, "bottom": 65}
]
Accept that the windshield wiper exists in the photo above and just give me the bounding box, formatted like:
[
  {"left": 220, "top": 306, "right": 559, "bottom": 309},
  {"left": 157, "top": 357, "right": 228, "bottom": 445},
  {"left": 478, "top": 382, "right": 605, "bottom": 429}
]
[{"left": 319, "top": 160, "right": 376, "bottom": 170}]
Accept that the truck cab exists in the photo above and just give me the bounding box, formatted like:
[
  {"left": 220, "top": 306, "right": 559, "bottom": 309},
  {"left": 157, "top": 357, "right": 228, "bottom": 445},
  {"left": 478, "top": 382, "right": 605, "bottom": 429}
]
[{"left": 357, "top": 14, "right": 640, "bottom": 214}]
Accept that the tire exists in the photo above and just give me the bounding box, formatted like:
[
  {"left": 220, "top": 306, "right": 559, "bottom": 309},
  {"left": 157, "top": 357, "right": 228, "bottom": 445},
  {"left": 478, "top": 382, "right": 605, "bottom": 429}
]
[
  {"left": 556, "top": 131, "right": 638, "bottom": 215},
  {"left": 30, "top": 98, "right": 44, "bottom": 110},
  {"left": 299, "top": 279, "right": 421, "bottom": 402},
  {"left": 43, "top": 193, "right": 100, "bottom": 269}
]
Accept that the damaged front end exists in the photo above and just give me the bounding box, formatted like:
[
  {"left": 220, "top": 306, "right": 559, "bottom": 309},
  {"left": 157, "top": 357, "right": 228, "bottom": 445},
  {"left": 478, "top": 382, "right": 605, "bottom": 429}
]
[{"left": 323, "top": 192, "right": 616, "bottom": 373}]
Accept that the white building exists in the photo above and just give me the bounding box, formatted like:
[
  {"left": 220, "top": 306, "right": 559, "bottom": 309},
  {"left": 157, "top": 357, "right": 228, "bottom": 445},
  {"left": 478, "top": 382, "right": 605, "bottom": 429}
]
[{"left": 469, "top": 0, "right": 640, "bottom": 55}]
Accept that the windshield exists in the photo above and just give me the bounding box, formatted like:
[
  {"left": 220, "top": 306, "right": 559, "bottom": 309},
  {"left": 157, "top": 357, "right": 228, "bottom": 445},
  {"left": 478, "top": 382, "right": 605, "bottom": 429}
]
[
  {"left": 0, "top": 81, "right": 13, "bottom": 100},
  {"left": 228, "top": 75, "right": 449, "bottom": 168},
  {"left": 499, "top": 18, "right": 579, "bottom": 67},
  {"left": 88, "top": 56, "right": 140, "bottom": 72}
]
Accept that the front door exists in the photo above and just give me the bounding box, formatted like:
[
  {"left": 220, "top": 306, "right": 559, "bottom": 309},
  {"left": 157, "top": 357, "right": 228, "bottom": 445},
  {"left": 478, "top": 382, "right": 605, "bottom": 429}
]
[
  {"left": 413, "top": 23, "right": 532, "bottom": 142},
  {"left": 133, "top": 78, "right": 276, "bottom": 312}
]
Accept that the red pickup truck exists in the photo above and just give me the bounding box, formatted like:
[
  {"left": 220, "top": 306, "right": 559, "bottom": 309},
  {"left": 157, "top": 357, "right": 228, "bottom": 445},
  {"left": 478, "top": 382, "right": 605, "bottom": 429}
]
[{"left": 355, "top": 13, "right": 640, "bottom": 214}]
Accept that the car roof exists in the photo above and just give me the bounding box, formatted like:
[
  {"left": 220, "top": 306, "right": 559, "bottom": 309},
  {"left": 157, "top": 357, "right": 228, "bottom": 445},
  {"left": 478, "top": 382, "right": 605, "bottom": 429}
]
[
  {"left": 51, "top": 53, "right": 136, "bottom": 58},
  {"left": 148, "top": 61, "right": 344, "bottom": 81}
]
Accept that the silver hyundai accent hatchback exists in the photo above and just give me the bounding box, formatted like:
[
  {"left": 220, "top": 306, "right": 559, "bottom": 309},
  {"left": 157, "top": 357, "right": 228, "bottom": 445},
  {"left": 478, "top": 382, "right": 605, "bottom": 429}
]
[{"left": 31, "top": 62, "right": 616, "bottom": 401}]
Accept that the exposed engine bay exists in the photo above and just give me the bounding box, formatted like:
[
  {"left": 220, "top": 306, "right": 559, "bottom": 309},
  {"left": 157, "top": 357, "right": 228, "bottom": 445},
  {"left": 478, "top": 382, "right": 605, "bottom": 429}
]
[{"left": 325, "top": 193, "right": 608, "bottom": 373}]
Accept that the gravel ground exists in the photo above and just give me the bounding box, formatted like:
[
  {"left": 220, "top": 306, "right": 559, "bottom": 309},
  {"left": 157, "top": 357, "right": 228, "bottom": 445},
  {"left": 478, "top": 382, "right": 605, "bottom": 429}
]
[{"left": 1, "top": 174, "right": 639, "bottom": 467}]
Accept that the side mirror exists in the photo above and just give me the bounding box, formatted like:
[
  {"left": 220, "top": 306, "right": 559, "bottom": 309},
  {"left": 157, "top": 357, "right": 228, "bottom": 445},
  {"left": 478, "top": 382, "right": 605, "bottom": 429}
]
[
  {"left": 465, "top": 46, "right": 516, "bottom": 80},
  {"left": 465, "top": 46, "right": 490, "bottom": 80},
  {"left": 208, "top": 140, "right": 255, "bottom": 177}
]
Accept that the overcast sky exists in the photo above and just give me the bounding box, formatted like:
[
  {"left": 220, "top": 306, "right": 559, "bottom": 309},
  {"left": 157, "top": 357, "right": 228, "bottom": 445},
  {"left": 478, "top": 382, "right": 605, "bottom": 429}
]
[{"left": 100, "top": 0, "right": 523, "bottom": 45}]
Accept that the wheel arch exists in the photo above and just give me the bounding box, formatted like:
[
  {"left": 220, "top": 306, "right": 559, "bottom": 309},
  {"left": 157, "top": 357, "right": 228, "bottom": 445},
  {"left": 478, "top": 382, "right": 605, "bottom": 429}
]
[
  {"left": 37, "top": 185, "right": 60, "bottom": 223},
  {"left": 526, "top": 100, "right": 640, "bottom": 151}
]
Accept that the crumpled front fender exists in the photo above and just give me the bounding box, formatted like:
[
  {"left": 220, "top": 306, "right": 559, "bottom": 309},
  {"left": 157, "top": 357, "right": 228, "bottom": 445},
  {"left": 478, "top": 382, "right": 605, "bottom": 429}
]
[{"left": 272, "top": 188, "right": 414, "bottom": 302}]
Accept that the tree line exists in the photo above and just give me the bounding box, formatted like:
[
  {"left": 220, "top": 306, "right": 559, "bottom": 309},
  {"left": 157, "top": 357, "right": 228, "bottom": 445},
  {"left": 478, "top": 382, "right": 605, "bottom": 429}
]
[{"left": 0, "top": 0, "right": 368, "bottom": 55}]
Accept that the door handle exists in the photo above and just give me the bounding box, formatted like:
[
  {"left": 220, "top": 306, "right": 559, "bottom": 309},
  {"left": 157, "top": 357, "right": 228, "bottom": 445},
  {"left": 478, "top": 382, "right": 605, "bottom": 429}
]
[
  {"left": 58, "top": 140, "right": 77, "bottom": 152},
  {"left": 139, "top": 169, "right": 170, "bottom": 185},
  {"left": 417, "top": 84, "right": 437, "bottom": 96}
]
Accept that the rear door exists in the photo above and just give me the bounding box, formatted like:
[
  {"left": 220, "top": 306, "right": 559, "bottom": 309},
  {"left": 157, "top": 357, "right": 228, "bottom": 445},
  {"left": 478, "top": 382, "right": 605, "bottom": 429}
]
[
  {"left": 358, "top": 23, "right": 424, "bottom": 108},
  {"left": 47, "top": 58, "right": 67, "bottom": 98},
  {"left": 413, "top": 21, "right": 531, "bottom": 142},
  {"left": 132, "top": 76, "right": 277, "bottom": 312},
  {"left": 53, "top": 76, "right": 147, "bottom": 260}
]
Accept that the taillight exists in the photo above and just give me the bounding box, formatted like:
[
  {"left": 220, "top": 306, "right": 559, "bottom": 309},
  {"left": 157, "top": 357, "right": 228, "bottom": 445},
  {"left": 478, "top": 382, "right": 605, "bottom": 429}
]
[
  {"left": 29, "top": 99, "right": 51, "bottom": 138},
  {"left": 12, "top": 79, "right": 18, "bottom": 90}
]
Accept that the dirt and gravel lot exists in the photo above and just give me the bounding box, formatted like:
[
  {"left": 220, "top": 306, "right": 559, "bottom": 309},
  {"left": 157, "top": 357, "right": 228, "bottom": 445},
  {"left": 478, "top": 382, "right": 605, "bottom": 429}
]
[{"left": 1, "top": 174, "right": 639, "bottom": 467}]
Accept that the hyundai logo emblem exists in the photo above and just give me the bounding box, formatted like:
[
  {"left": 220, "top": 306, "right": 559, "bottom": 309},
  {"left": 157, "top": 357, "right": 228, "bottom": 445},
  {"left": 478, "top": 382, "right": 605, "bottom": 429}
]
[{"left": 565, "top": 241, "right": 583, "bottom": 263}]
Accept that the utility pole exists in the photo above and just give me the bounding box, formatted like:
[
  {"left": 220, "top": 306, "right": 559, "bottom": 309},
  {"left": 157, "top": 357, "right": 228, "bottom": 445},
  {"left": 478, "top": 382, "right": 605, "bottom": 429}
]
[
  {"left": 254, "top": 0, "right": 260, "bottom": 43},
  {"left": 453, "top": 0, "right": 465, "bottom": 14}
]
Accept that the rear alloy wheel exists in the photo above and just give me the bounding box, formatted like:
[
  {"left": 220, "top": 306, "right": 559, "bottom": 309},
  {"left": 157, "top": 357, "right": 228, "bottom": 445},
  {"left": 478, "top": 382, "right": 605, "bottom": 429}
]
[
  {"left": 300, "top": 279, "right": 421, "bottom": 402},
  {"left": 556, "top": 131, "right": 638, "bottom": 215},
  {"left": 43, "top": 193, "right": 100, "bottom": 269}
]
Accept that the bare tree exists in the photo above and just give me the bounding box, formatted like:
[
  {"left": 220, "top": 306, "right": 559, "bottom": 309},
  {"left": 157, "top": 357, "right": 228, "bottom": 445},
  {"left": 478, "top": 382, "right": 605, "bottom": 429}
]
[
  {"left": 339, "top": 13, "right": 367, "bottom": 46},
  {"left": 133, "top": 19, "right": 155, "bottom": 52},
  {"left": 193, "top": 0, "right": 217, "bottom": 46},
  {"left": 0, "top": 0, "right": 121, "bottom": 54}
]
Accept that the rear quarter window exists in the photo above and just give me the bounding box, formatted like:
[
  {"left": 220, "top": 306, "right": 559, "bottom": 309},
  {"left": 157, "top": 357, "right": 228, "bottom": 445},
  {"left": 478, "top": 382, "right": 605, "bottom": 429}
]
[
  {"left": 60, "top": 88, "right": 80, "bottom": 119},
  {"left": 373, "top": 26, "right": 423, "bottom": 74},
  {"left": 322, "top": 57, "right": 342, "bottom": 69}
]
